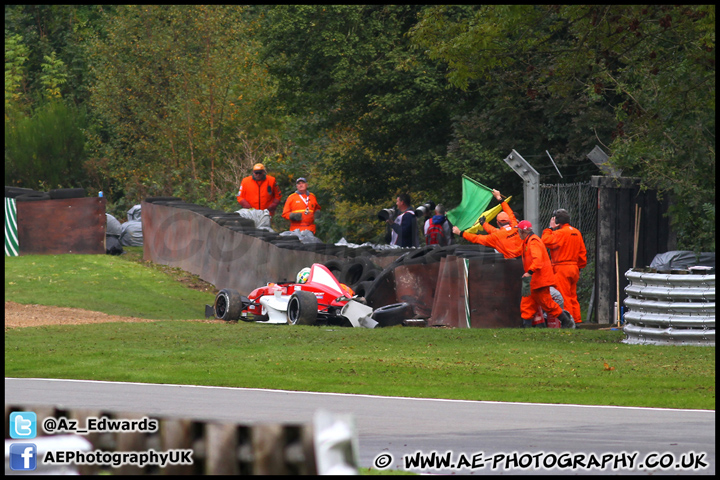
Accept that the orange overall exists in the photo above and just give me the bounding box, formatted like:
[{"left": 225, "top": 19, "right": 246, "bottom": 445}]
[
  {"left": 542, "top": 224, "right": 587, "bottom": 323},
  {"left": 282, "top": 192, "right": 321, "bottom": 234},
  {"left": 237, "top": 175, "right": 282, "bottom": 213},
  {"left": 520, "top": 233, "right": 563, "bottom": 321},
  {"left": 462, "top": 203, "right": 522, "bottom": 259}
]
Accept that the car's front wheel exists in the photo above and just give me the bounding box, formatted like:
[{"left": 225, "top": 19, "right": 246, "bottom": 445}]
[
  {"left": 287, "top": 291, "right": 318, "bottom": 326},
  {"left": 214, "top": 288, "right": 244, "bottom": 321}
]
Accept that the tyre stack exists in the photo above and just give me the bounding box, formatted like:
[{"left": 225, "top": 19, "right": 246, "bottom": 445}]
[
  {"left": 5, "top": 186, "right": 87, "bottom": 202},
  {"left": 144, "top": 197, "right": 257, "bottom": 232}
]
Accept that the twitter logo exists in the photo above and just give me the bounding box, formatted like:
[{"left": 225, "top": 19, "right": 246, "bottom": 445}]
[{"left": 10, "top": 412, "right": 37, "bottom": 439}]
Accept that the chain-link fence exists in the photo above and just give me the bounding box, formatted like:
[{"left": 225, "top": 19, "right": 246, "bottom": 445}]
[{"left": 539, "top": 182, "right": 597, "bottom": 321}]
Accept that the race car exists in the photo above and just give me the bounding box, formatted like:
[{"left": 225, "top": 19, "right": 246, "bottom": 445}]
[{"left": 205, "top": 263, "right": 378, "bottom": 328}]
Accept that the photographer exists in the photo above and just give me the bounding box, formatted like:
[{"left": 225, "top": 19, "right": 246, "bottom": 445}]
[{"left": 386, "top": 193, "right": 419, "bottom": 248}]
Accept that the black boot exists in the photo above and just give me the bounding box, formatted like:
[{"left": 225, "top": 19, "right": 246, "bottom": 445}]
[
  {"left": 522, "top": 319, "right": 532, "bottom": 328},
  {"left": 558, "top": 310, "right": 575, "bottom": 329}
]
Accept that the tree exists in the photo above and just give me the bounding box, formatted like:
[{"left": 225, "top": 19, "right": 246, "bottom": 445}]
[
  {"left": 4, "top": 34, "right": 30, "bottom": 116},
  {"left": 5, "top": 100, "right": 87, "bottom": 189},
  {"left": 411, "top": 5, "right": 715, "bottom": 251},
  {"left": 259, "top": 5, "right": 460, "bottom": 207},
  {"left": 85, "top": 5, "right": 278, "bottom": 213}
]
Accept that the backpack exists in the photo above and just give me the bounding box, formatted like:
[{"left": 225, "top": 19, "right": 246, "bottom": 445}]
[{"left": 426, "top": 221, "right": 447, "bottom": 246}]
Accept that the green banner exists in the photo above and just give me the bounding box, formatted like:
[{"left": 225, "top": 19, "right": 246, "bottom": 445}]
[
  {"left": 447, "top": 175, "right": 494, "bottom": 231},
  {"left": 5, "top": 197, "right": 19, "bottom": 256}
]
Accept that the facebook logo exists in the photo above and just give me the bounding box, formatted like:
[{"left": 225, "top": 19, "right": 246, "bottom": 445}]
[
  {"left": 9, "top": 443, "right": 37, "bottom": 471},
  {"left": 10, "top": 412, "right": 37, "bottom": 439}
]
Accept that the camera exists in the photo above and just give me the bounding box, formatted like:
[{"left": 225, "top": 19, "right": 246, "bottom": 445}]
[
  {"left": 377, "top": 208, "right": 396, "bottom": 222},
  {"left": 415, "top": 202, "right": 436, "bottom": 218}
]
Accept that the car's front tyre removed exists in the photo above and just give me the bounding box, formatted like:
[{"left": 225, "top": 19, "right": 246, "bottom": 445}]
[
  {"left": 214, "top": 288, "right": 244, "bottom": 321},
  {"left": 287, "top": 290, "right": 318, "bottom": 326},
  {"left": 371, "top": 302, "right": 414, "bottom": 327}
]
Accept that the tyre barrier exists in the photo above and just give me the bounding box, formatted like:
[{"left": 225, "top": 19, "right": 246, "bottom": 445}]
[
  {"left": 144, "top": 196, "right": 183, "bottom": 203},
  {"left": 622, "top": 269, "right": 715, "bottom": 346},
  {"left": 5, "top": 186, "right": 39, "bottom": 198},
  {"left": 15, "top": 192, "right": 52, "bottom": 201},
  {"left": 7, "top": 186, "right": 89, "bottom": 201},
  {"left": 49, "top": 188, "right": 86, "bottom": 199}
]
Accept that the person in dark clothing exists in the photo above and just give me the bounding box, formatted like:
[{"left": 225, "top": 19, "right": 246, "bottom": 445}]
[
  {"left": 425, "top": 204, "right": 454, "bottom": 246},
  {"left": 387, "top": 193, "right": 419, "bottom": 248}
]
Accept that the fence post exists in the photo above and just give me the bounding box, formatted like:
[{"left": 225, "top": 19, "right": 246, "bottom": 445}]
[{"left": 503, "top": 149, "right": 540, "bottom": 228}]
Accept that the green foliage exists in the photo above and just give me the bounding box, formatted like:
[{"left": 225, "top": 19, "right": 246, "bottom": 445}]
[
  {"left": 4, "top": 5, "right": 713, "bottom": 250},
  {"left": 260, "top": 5, "right": 459, "bottom": 207},
  {"left": 411, "top": 5, "right": 715, "bottom": 251},
  {"left": 4, "top": 34, "right": 30, "bottom": 114},
  {"left": 4, "top": 6, "right": 111, "bottom": 106},
  {"left": 85, "top": 5, "right": 281, "bottom": 209},
  {"left": 39, "top": 51, "right": 68, "bottom": 99},
  {"left": 5, "top": 100, "right": 88, "bottom": 189}
]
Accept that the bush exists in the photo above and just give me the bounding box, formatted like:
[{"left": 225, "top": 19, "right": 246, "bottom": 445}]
[{"left": 5, "top": 100, "right": 88, "bottom": 189}]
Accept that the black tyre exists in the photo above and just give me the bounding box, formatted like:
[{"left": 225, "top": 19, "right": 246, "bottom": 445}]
[
  {"left": 341, "top": 258, "right": 372, "bottom": 285},
  {"left": 273, "top": 241, "right": 302, "bottom": 250},
  {"left": 358, "top": 268, "right": 380, "bottom": 283},
  {"left": 15, "top": 192, "right": 51, "bottom": 201},
  {"left": 287, "top": 290, "right": 318, "bottom": 326},
  {"left": 214, "top": 288, "right": 244, "bottom": 321},
  {"left": 49, "top": 188, "right": 85, "bottom": 199},
  {"left": 352, "top": 280, "right": 374, "bottom": 298},
  {"left": 323, "top": 260, "right": 345, "bottom": 280},
  {"left": 144, "top": 196, "right": 183, "bottom": 203},
  {"left": 216, "top": 217, "right": 256, "bottom": 228},
  {"left": 5, "top": 186, "right": 37, "bottom": 198},
  {"left": 402, "top": 245, "right": 436, "bottom": 265},
  {"left": 225, "top": 226, "right": 256, "bottom": 234},
  {"left": 371, "top": 302, "right": 414, "bottom": 327}
]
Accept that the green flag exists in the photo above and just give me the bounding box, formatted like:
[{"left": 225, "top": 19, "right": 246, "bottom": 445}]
[{"left": 447, "top": 175, "right": 495, "bottom": 231}]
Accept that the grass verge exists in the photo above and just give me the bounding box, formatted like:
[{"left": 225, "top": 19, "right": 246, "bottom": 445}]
[
  {"left": 5, "top": 320, "right": 714, "bottom": 410},
  {"left": 5, "top": 251, "right": 214, "bottom": 319}
]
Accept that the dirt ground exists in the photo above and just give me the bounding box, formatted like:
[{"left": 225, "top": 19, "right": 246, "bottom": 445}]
[{"left": 4, "top": 301, "right": 224, "bottom": 330}]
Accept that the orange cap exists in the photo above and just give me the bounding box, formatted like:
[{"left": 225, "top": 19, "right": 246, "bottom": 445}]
[
  {"left": 253, "top": 163, "right": 265, "bottom": 171},
  {"left": 497, "top": 212, "right": 510, "bottom": 223}
]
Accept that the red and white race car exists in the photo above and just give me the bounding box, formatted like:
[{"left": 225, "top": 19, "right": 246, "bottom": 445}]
[{"left": 205, "top": 263, "right": 378, "bottom": 328}]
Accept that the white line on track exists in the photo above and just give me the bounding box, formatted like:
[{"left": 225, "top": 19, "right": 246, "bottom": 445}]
[{"left": 6, "top": 377, "right": 714, "bottom": 414}]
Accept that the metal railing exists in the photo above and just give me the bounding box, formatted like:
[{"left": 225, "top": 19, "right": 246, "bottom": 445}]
[{"left": 621, "top": 270, "right": 715, "bottom": 346}]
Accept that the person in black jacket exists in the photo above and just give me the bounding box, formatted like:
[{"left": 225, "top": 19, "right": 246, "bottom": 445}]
[{"left": 386, "top": 193, "right": 419, "bottom": 248}]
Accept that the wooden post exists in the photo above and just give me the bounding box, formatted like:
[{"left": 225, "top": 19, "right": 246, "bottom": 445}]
[{"left": 616, "top": 251, "right": 621, "bottom": 328}]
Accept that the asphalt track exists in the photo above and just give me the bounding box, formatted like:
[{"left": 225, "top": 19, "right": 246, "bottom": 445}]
[{"left": 5, "top": 378, "right": 715, "bottom": 475}]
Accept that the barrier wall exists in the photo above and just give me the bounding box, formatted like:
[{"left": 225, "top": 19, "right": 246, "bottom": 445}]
[
  {"left": 426, "top": 255, "right": 524, "bottom": 328},
  {"left": 142, "top": 202, "right": 339, "bottom": 295},
  {"left": 15, "top": 197, "right": 106, "bottom": 255}
]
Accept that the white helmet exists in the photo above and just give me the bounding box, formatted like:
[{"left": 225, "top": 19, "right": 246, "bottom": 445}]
[{"left": 296, "top": 267, "right": 311, "bottom": 284}]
